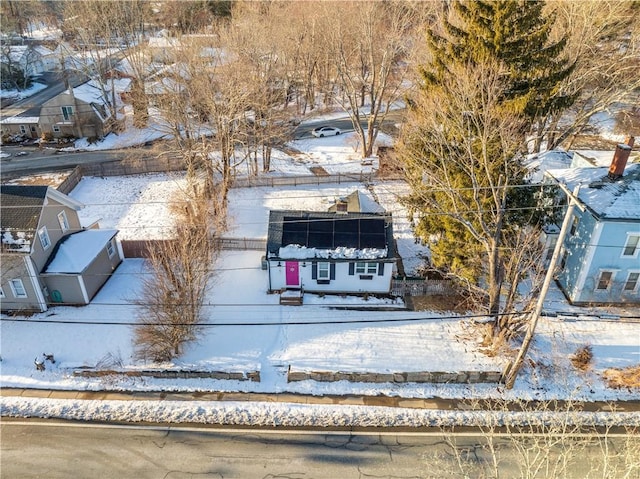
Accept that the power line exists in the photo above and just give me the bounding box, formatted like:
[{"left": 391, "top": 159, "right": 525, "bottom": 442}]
[
  {"left": 0, "top": 310, "right": 531, "bottom": 326},
  {"left": 2, "top": 310, "right": 639, "bottom": 327}
]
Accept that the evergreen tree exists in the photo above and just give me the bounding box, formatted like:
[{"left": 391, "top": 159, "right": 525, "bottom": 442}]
[
  {"left": 400, "top": 1, "right": 569, "bottom": 331},
  {"left": 424, "top": 0, "right": 575, "bottom": 120}
]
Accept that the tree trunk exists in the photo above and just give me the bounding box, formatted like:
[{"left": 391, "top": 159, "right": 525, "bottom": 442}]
[{"left": 487, "top": 240, "right": 502, "bottom": 326}]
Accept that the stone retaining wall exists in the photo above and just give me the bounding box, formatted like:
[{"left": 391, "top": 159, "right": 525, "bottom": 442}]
[
  {"left": 287, "top": 369, "right": 502, "bottom": 384},
  {"left": 73, "top": 369, "right": 261, "bottom": 382}
]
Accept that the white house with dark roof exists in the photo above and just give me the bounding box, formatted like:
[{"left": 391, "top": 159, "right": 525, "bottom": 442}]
[
  {"left": 265, "top": 192, "right": 396, "bottom": 302},
  {"left": 544, "top": 138, "right": 640, "bottom": 305}
]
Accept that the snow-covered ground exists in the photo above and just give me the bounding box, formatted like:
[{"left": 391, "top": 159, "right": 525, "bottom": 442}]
[
  {"left": 2, "top": 103, "right": 639, "bottom": 426},
  {"left": 3, "top": 170, "right": 639, "bottom": 397},
  {"left": 0, "top": 80, "right": 47, "bottom": 101}
]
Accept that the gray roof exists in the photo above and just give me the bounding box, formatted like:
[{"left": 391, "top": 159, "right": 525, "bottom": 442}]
[
  {"left": 267, "top": 210, "right": 395, "bottom": 259},
  {"left": 0, "top": 185, "right": 48, "bottom": 247}
]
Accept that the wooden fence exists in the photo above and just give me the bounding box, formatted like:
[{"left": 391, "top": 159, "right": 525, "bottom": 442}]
[
  {"left": 80, "top": 156, "right": 187, "bottom": 177},
  {"left": 231, "top": 172, "right": 377, "bottom": 188},
  {"left": 391, "top": 278, "right": 454, "bottom": 296},
  {"left": 216, "top": 237, "right": 266, "bottom": 251},
  {"left": 121, "top": 237, "right": 265, "bottom": 258},
  {"left": 56, "top": 166, "right": 84, "bottom": 194}
]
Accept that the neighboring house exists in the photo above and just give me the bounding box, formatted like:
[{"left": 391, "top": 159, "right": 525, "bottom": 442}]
[
  {"left": 0, "top": 44, "right": 57, "bottom": 77},
  {"left": 39, "top": 80, "right": 114, "bottom": 139},
  {"left": 265, "top": 191, "right": 396, "bottom": 299},
  {"left": 0, "top": 115, "right": 40, "bottom": 140},
  {"left": 544, "top": 138, "right": 640, "bottom": 305},
  {"left": 1, "top": 185, "right": 123, "bottom": 313}
]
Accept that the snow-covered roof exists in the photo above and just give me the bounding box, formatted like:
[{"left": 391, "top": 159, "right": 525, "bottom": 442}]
[
  {"left": 327, "top": 190, "right": 385, "bottom": 214},
  {"left": 44, "top": 229, "right": 118, "bottom": 274},
  {"left": 545, "top": 162, "right": 640, "bottom": 220},
  {"left": 1, "top": 44, "right": 55, "bottom": 63},
  {"left": 0, "top": 116, "right": 40, "bottom": 124},
  {"left": 267, "top": 210, "right": 395, "bottom": 260},
  {"left": 572, "top": 149, "right": 640, "bottom": 168},
  {"left": 526, "top": 149, "right": 573, "bottom": 183},
  {"left": 73, "top": 80, "right": 108, "bottom": 104},
  {"left": 148, "top": 36, "right": 181, "bottom": 49},
  {"left": 279, "top": 244, "right": 388, "bottom": 260}
]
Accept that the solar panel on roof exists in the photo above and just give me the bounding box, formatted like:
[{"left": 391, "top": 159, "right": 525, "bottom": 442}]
[{"left": 280, "top": 215, "right": 386, "bottom": 250}]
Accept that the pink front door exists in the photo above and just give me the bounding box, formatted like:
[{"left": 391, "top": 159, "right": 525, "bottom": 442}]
[{"left": 285, "top": 261, "right": 299, "bottom": 286}]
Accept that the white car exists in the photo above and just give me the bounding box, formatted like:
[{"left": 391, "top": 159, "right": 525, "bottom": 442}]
[{"left": 311, "top": 126, "right": 341, "bottom": 138}]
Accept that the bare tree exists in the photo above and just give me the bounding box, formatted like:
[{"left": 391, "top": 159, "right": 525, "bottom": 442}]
[
  {"left": 134, "top": 192, "right": 215, "bottom": 362},
  {"left": 62, "top": 0, "right": 152, "bottom": 125},
  {"left": 534, "top": 1, "right": 640, "bottom": 151},
  {"left": 437, "top": 399, "right": 640, "bottom": 479},
  {"left": 326, "top": 1, "right": 415, "bottom": 158}
]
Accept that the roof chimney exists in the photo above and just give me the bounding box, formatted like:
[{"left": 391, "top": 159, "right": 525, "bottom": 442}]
[{"left": 608, "top": 136, "right": 634, "bottom": 180}]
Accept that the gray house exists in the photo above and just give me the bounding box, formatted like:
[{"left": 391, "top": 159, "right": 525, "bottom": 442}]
[
  {"left": 39, "top": 80, "right": 113, "bottom": 140},
  {"left": 1, "top": 185, "right": 122, "bottom": 312}
]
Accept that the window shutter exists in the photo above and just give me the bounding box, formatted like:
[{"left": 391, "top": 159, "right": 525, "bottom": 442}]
[
  {"left": 378, "top": 262, "right": 385, "bottom": 276},
  {"left": 330, "top": 263, "right": 336, "bottom": 280},
  {"left": 349, "top": 263, "right": 355, "bottom": 275},
  {"left": 311, "top": 262, "right": 317, "bottom": 279}
]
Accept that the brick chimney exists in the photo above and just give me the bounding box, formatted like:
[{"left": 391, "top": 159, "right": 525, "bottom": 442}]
[{"left": 608, "top": 136, "right": 635, "bottom": 180}]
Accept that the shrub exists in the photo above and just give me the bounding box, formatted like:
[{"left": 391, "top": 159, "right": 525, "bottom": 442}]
[{"left": 571, "top": 344, "right": 593, "bottom": 371}]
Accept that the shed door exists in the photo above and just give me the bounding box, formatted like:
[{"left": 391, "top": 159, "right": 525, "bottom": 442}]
[{"left": 285, "top": 261, "right": 299, "bottom": 287}]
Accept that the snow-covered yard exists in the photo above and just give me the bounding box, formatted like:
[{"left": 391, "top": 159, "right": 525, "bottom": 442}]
[
  {"left": 2, "top": 168, "right": 639, "bottom": 404},
  {"left": 2, "top": 113, "right": 639, "bottom": 426}
]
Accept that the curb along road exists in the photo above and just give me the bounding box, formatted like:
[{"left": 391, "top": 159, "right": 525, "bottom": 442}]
[{"left": 2, "top": 388, "right": 640, "bottom": 413}]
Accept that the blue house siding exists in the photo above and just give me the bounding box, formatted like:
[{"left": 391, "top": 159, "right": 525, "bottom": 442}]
[
  {"left": 546, "top": 160, "right": 640, "bottom": 306},
  {"left": 558, "top": 216, "right": 640, "bottom": 304},
  {"left": 556, "top": 208, "right": 597, "bottom": 301}
]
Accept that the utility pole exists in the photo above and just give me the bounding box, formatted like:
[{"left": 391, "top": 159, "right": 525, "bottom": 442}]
[{"left": 503, "top": 184, "right": 582, "bottom": 389}]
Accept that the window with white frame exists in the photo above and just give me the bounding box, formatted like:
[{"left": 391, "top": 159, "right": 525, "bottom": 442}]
[
  {"left": 52, "top": 125, "right": 60, "bottom": 133},
  {"left": 9, "top": 279, "right": 27, "bottom": 298},
  {"left": 596, "top": 271, "right": 614, "bottom": 291},
  {"left": 317, "top": 262, "right": 330, "bottom": 280},
  {"left": 624, "top": 272, "right": 639, "bottom": 292},
  {"left": 355, "top": 262, "right": 378, "bottom": 275},
  {"left": 38, "top": 226, "right": 51, "bottom": 250},
  {"left": 106, "top": 238, "right": 115, "bottom": 258},
  {"left": 61, "top": 105, "right": 74, "bottom": 121},
  {"left": 0, "top": 286, "right": 5, "bottom": 298},
  {"left": 58, "top": 211, "right": 69, "bottom": 233},
  {"left": 19, "top": 125, "right": 27, "bottom": 134},
  {"left": 622, "top": 234, "right": 640, "bottom": 257}
]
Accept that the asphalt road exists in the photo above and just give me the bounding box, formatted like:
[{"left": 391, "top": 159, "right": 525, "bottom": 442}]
[
  {"left": 0, "top": 110, "right": 402, "bottom": 178},
  {"left": 2, "top": 420, "right": 637, "bottom": 479},
  {"left": 0, "top": 145, "right": 146, "bottom": 176}
]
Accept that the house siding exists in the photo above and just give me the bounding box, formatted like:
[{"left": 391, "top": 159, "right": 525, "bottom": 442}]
[
  {"left": 39, "top": 93, "right": 107, "bottom": 139},
  {"left": 269, "top": 260, "right": 394, "bottom": 294},
  {"left": 42, "top": 274, "right": 86, "bottom": 305},
  {"left": 0, "top": 121, "right": 41, "bottom": 139},
  {"left": 558, "top": 210, "right": 640, "bottom": 304},
  {"left": 81, "top": 242, "right": 122, "bottom": 300},
  {"left": 42, "top": 237, "right": 123, "bottom": 305},
  {"left": 30, "top": 200, "right": 83, "bottom": 272},
  {"left": 0, "top": 256, "right": 45, "bottom": 312}
]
